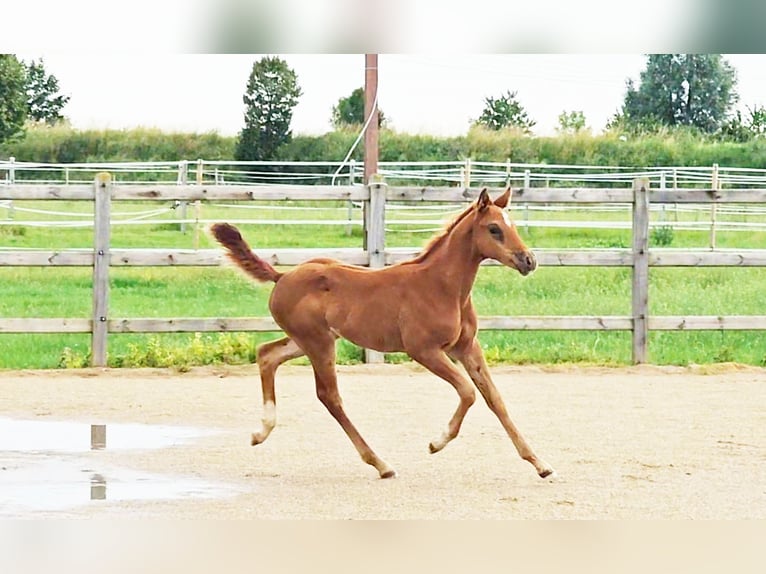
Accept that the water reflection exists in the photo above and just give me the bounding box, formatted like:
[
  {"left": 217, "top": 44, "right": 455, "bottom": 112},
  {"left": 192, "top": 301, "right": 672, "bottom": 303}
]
[
  {"left": 90, "top": 425, "right": 106, "bottom": 450},
  {"left": 0, "top": 417, "right": 237, "bottom": 516},
  {"left": 90, "top": 473, "right": 107, "bottom": 500},
  {"left": 0, "top": 417, "right": 217, "bottom": 452}
]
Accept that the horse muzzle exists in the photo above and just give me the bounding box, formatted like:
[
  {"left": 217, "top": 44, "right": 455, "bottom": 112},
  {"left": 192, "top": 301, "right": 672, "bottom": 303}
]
[{"left": 512, "top": 250, "right": 537, "bottom": 276}]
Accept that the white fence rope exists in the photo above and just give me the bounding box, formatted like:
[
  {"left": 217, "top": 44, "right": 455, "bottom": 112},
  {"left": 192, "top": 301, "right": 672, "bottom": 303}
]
[
  {"left": 6, "top": 159, "right": 766, "bottom": 186},
  {"left": 3, "top": 160, "right": 766, "bottom": 233}
]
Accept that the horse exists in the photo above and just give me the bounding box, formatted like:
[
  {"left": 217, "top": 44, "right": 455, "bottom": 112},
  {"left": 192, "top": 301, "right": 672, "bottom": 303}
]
[{"left": 210, "top": 187, "right": 555, "bottom": 480}]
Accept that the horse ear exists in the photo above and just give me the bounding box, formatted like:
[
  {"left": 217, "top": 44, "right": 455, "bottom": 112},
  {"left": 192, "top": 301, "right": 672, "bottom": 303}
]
[
  {"left": 494, "top": 186, "right": 511, "bottom": 208},
  {"left": 477, "top": 188, "right": 491, "bottom": 212}
]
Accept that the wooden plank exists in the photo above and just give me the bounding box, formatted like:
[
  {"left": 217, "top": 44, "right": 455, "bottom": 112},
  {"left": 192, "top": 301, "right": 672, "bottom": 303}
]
[
  {"left": 387, "top": 186, "right": 635, "bottom": 203},
  {"left": 3, "top": 247, "right": 766, "bottom": 269},
  {"left": 479, "top": 316, "right": 633, "bottom": 330},
  {"left": 4, "top": 183, "right": 766, "bottom": 204},
  {"left": 108, "top": 317, "right": 280, "bottom": 333},
  {"left": 534, "top": 249, "right": 634, "bottom": 267},
  {"left": 4, "top": 247, "right": 766, "bottom": 269},
  {"left": 0, "top": 248, "right": 370, "bottom": 267},
  {"left": 649, "top": 316, "right": 766, "bottom": 330},
  {"left": 632, "top": 178, "right": 650, "bottom": 364},
  {"left": 4, "top": 315, "right": 766, "bottom": 335},
  {"left": 110, "top": 184, "right": 368, "bottom": 201},
  {"left": 387, "top": 248, "right": 636, "bottom": 267},
  {"left": 388, "top": 186, "right": 766, "bottom": 204},
  {"left": 91, "top": 173, "right": 111, "bottom": 367},
  {"left": 0, "top": 185, "right": 93, "bottom": 200},
  {"left": 513, "top": 187, "right": 634, "bottom": 203},
  {"left": 0, "top": 318, "right": 91, "bottom": 333},
  {"left": 482, "top": 315, "right": 766, "bottom": 330},
  {"left": 648, "top": 250, "right": 766, "bottom": 267},
  {"left": 651, "top": 188, "right": 766, "bottom": 203},
  {"left": 110, "top": 249, "right": 222, "bottom": 267},
  {"left": 113, "top": 248, "right": 370, "bottom": 267},
  {"left": 113, "top": 316, "right": 636, "bottom": 333},
  {"left": 0, "top": 250, "right": 94, "bottom": 266}
]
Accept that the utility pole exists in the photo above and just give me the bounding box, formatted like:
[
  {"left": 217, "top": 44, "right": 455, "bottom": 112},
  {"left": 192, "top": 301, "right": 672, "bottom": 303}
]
[
  {"left": 363, "top": 54, "right": 385, "bottom": 364},
  {"left": 363, "top": 54, "right": 379, "bottom": 184}
]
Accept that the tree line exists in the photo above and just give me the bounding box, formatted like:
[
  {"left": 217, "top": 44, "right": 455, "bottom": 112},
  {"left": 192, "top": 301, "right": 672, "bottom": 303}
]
[
  {"left": 7, "top": 125, "right": 766, "bottom": 173},
  {"left": 2, "top": 54, "right": 765, "bottom": 164},
  {"left": 223, "top": 54, "right": 766, "bottom": 162}
]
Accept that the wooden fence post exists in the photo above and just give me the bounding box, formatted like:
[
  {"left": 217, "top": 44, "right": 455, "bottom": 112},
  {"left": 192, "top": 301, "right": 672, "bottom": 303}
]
[
  {"left": 523, "top": 169, "right": 531, "bottom": 232},
  {"left": 91, "top": 172, "right": 112, "bottom": 367},
  {"left": 632, "top": 178, "right": 650, "bottom": 364},
  {"left": 364, "top": 177, "right": 386, "bottom": 364},
  {"left": 178, "top": 160, "right": 188, "bottom": 233},
  {"left": 7, "top": 157, "right": 15, "bottom": 219},
  {"left": 710, "top": 163, "right": 719, "bottom": 249},
  {"left": 194, "top": 159, "right": 203, "bottom": 249},
  {"left": 463, "top": 158, "right": 472, "bottom": 189},
  {"left": 346, "top": 159, "right": 356, "bottom": 236}
]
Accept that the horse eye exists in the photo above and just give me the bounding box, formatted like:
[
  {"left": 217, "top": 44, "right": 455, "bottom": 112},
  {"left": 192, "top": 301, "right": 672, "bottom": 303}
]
[{"left": 488, "top": 224, "right": 504, "bottom": 241}]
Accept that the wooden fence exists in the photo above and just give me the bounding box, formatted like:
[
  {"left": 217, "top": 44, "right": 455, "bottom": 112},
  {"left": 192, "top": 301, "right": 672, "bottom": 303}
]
[{"left": 2, "top": 174, "right": 766, "bottom": 366}]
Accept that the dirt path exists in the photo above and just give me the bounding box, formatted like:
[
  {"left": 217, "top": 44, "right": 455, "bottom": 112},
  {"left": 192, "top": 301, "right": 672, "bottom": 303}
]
[{"left": 1, "top": 363, "right": 764, "bottom": 519}]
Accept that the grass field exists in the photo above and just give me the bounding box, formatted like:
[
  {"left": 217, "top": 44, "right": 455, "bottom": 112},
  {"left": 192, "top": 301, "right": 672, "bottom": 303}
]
[{"left": 2, "top": 198, "right": 766, "bottom": 369}]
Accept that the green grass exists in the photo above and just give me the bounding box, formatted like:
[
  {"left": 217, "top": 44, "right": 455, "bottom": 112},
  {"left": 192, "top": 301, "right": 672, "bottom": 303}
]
[{"left": 2, "top": 199, "right": 766, "bottom": 368}]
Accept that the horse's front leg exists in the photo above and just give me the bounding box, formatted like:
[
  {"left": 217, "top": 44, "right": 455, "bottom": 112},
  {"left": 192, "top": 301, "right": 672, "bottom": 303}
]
[
  {"left": 451, "top": 338, "right": 556, "bottom": 479},
  {"left": 406, "top": 347, "right": 477, "bottom": 454}
]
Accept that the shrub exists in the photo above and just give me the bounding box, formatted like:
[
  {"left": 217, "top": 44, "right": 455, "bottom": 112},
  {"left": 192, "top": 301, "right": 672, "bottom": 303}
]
[{"left": 651, "top": 225, "right": 675, "bottom": 247}]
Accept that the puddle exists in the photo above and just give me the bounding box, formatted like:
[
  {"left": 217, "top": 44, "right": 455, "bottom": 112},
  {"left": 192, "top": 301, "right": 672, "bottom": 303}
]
[
  {"left": 0, "top": 417, "right": 239, "bottom": 516},
  {"left": 0, "top": 417, "right": 217, "bottom": 452}
]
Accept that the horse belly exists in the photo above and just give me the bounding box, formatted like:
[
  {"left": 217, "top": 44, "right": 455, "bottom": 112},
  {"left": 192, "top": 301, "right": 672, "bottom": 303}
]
[
  {"left": 268, "top": 268, "right": 406, "bottom": 352},
  {"left": 328, "top": 301, "right": 405, "bottom": 352}
]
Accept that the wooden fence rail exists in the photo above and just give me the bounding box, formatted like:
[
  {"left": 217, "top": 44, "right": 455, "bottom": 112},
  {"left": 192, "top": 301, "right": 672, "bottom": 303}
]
[{"left": 2, "top": 175, "right": 766, "bottom": 366}]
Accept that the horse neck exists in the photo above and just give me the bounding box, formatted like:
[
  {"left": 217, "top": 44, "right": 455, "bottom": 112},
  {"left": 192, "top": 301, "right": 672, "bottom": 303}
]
[{"left": 419, "top": 216, "right": 483, "bottom": 304}]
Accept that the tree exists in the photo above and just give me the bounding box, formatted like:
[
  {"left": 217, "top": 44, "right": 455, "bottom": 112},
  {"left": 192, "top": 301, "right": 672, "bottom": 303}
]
[
  {"left": 556, "top": 110, "right": 588, "bottom": 134},
  {"left": 331, "top": 87, "right": 386, "bottom": 129},
  {"left": 24, "top": 58, "right": 70, "bottom": 125},
  {"left": 717, "top": 104, "right": 766, "bottom": 142},
  {"left": 235, "top": 56, "right": 302, "bottom": 162},
  {"left": 619, "top": 54, "right": 738, "bottom": 133},
  {"left": 0, "top": 54, "right": 28, "bottom": 143},
  {"left": 474, "top": 90, "right": 535, "bottom": 133}
]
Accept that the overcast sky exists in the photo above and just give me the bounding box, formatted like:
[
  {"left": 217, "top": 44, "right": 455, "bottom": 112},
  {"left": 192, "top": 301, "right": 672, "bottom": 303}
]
[{"left": 15, "top": 54, "right": 766, "bottom": 138}]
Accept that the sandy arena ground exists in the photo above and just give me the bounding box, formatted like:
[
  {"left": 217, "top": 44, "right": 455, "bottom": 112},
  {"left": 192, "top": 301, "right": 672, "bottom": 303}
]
[{"left": 0, "top": 363, "right": 764, "bottom": 519}]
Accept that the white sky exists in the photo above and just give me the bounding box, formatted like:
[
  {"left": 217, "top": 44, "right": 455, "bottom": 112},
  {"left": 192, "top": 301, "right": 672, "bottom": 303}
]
[{"left": 16, "top": 54, "right": 766, "bottom": 138}]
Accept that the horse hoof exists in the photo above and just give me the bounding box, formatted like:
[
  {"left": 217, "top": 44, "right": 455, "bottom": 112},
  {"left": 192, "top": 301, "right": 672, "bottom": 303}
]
[
  {"left": 428, "top": 441, "right": 444, "bottom": 454},
  {"left": 380, "top": 469, "right": 398, "bottom": 479},
  {"left": 250, "top": 433, "right": 261, "bottom": 446},
  {"left": 539, "top": 469, "right": 559, "bottom": 481}
]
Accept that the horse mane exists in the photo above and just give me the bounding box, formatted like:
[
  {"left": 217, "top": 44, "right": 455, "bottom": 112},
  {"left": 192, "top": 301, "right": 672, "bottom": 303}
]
[{"left": 402, "top": 202, "right": 476, "bottom": 265}]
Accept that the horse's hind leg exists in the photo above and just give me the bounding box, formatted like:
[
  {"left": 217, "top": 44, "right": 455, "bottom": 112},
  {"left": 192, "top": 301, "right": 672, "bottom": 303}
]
[
  {"left": 297, "top": 334, "right": 396, "bottom": 479},
  {"left": 252, "top": 337, "right": 304, "bottom": 445}
]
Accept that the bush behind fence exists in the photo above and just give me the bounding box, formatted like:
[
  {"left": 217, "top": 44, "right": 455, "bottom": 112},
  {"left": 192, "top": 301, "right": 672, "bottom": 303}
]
[{"left": 5, "top": 125, "right": 766, "bottom": 172}]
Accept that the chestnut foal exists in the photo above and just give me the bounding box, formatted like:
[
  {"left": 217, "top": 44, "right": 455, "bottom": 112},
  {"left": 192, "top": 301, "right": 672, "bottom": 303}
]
[{"left": 211, "top": 188, "right": 555, "bottom": 479}]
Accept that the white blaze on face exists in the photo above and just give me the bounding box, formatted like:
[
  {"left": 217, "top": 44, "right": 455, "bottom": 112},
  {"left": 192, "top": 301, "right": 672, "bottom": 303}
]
[{"left": 501, "top": 210, "right": 512, "bottom": 227}]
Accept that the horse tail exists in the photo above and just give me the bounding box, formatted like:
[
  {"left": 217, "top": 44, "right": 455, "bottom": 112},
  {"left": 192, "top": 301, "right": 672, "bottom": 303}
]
[{"left": 210, "top": 223, "right": 283, "bottom": 283}]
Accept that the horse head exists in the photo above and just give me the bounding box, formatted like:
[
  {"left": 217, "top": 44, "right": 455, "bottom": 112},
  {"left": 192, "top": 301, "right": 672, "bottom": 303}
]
[{"left": 472, "top": 187, "right": 537, "bottom": 276}]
